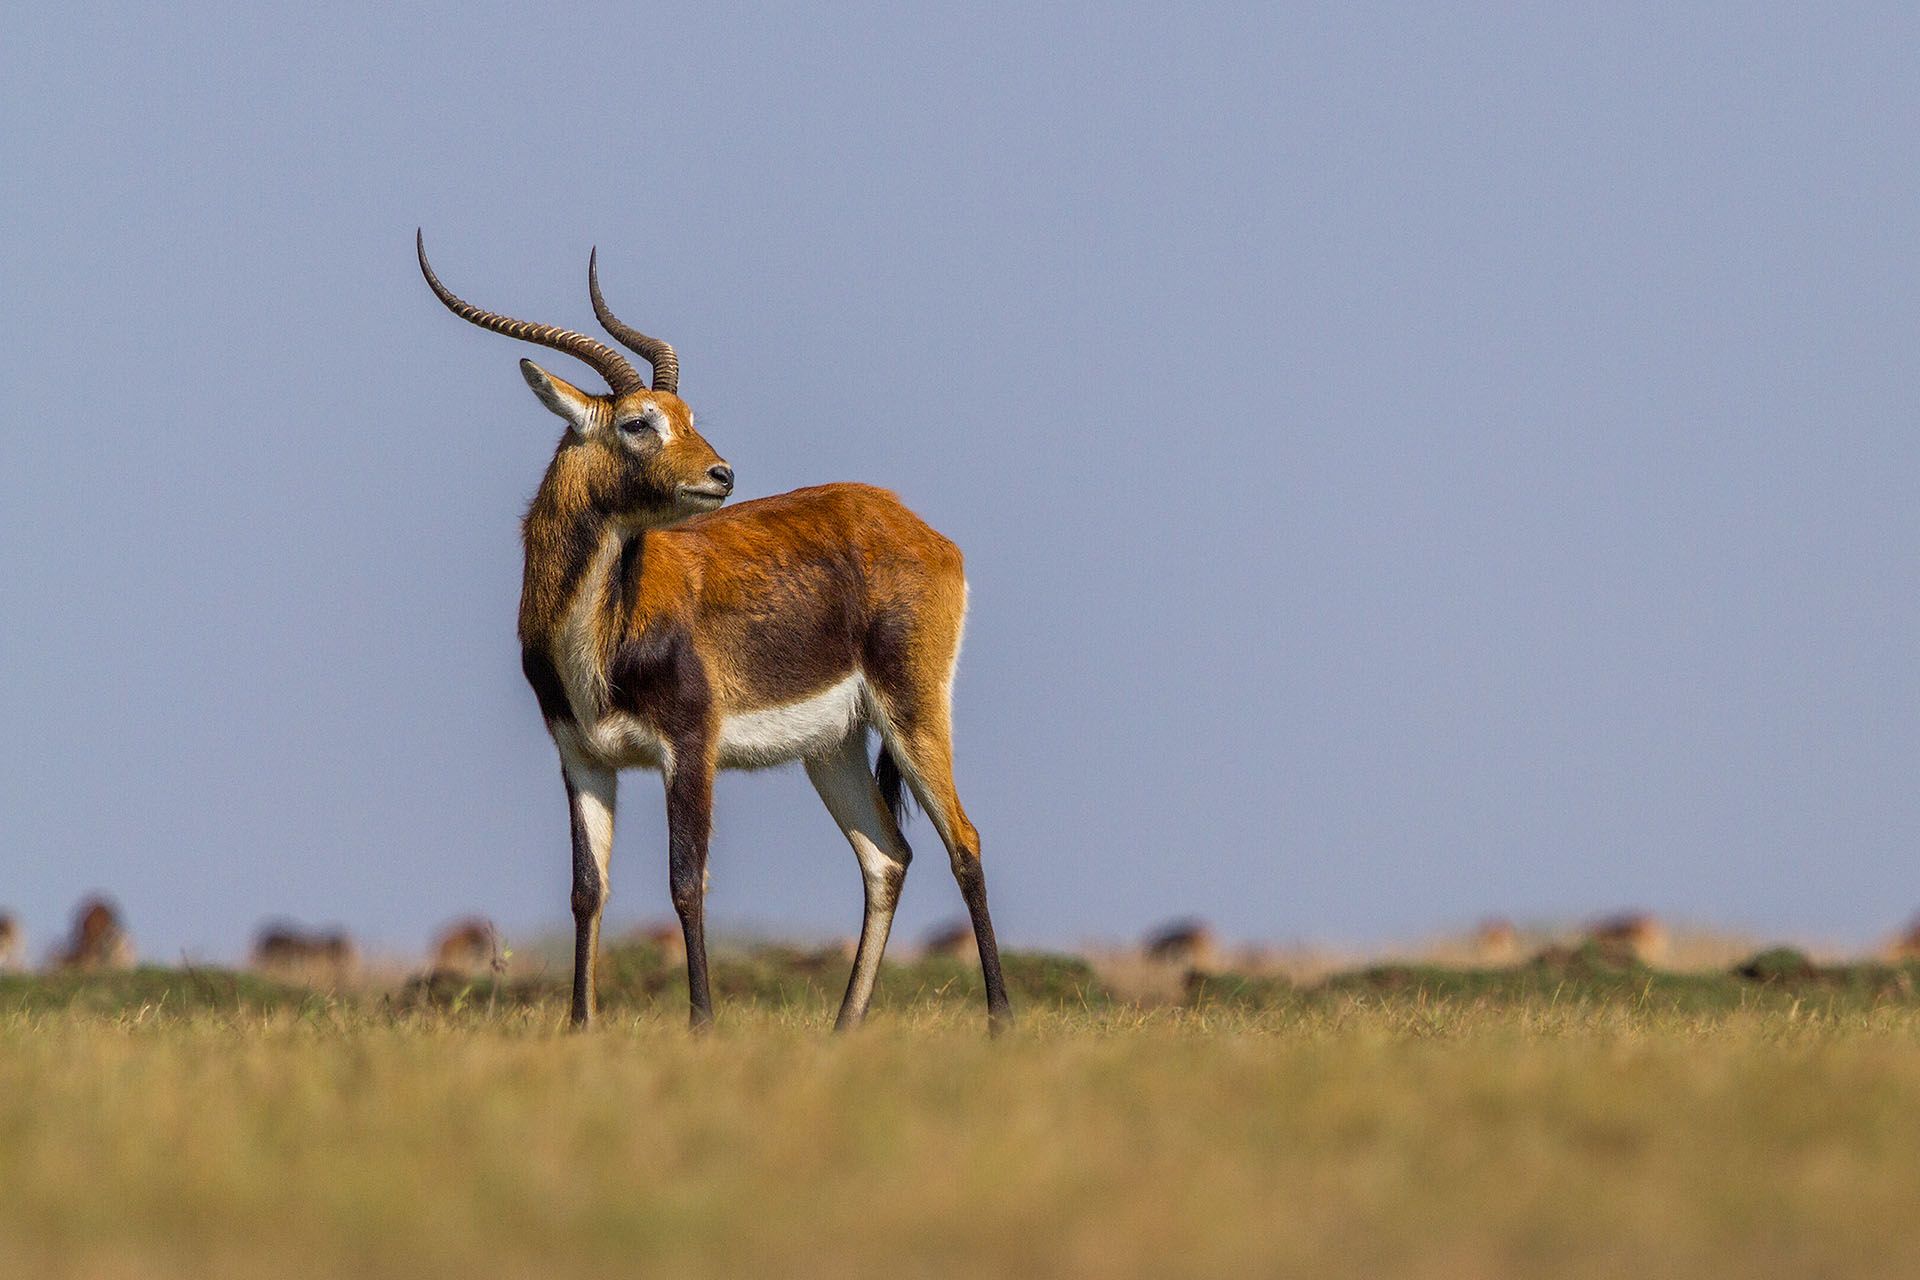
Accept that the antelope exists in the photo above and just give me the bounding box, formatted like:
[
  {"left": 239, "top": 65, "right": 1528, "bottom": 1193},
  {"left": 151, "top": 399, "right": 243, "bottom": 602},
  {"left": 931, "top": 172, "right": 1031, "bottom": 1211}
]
[
  {"left": 417, "top": 233, "right": 1011, "bottom": 1032},
  {"left": 55, "top": 896, "right": 134, "bottom": 971},
  {"left": 623, "top": 921, "right": 687, "bottom": 963},
  {"left": 1586, "top": 912, "right": 1668, "bottom": 966},
  {"left": 1885, "top": 916, "right": 1920, "bottom": 964},
  {"left": 0, "top": 912, "right": 20, "bottom": 971},
  {"left": 429, "top": 916, "right": 501, "bottom": 979},
  {"left": 252, "top": 921, "right": 359, "bottom": 986},
  {"left": 1469, "top": 917, "right": 1520, "bottom": 966},
  {"left": 1143, "top": 918, "right": 1220, "bottom": 972},
  {"left": 919, "top": 919, "right": 978, "bottom": 961}
]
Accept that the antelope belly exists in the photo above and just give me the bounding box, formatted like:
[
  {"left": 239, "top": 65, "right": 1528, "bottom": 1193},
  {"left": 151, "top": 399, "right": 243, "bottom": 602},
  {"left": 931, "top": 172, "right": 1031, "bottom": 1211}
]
[{"left": 717, "top": 674, "right": 865, "bottom": 769}]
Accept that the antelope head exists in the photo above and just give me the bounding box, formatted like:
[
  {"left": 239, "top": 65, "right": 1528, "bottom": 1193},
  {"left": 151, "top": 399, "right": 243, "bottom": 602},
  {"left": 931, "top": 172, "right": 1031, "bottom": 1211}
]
[{"left": 417, "top": 232, "right": 734, "bottom": 523}]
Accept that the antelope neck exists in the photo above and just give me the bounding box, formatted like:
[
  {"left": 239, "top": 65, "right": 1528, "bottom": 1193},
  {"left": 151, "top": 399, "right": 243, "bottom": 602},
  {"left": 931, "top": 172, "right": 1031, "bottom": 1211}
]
[{"left": 518, "top": 458, "right": 662, "bottom": 652}]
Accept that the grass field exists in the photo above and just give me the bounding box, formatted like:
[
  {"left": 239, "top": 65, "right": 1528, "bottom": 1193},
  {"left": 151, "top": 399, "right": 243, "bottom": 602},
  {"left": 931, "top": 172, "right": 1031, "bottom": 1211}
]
[{"left": 6, "top": 946, "right": 1920, "bottom": 1279}]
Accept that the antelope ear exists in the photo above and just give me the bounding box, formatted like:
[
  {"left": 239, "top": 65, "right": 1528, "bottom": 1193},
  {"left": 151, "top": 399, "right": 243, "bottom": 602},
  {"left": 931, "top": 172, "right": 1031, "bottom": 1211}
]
[{"left": 520, "top": 359, "right": 599, "bottom": 430}]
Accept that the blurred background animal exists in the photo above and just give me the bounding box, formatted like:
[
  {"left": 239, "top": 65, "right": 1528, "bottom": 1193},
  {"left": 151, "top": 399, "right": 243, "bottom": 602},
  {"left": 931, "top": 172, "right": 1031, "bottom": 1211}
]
[
  {"left": 919, "top": 920, "right": 978, "bottom": 961},
  {"left": 1586, "top": 912, "right": 1667, "bottom": 966},
  {"left": 1470, "top": 917, "right": 1521, "bottom": 966},
  {"left": 1883, "top": 916, "right": 1920, "bottom": 963},
  {"left": 0, "top": 912, "right": 21, "bottom": 971},
  {"left": 251, "top": 921, "right": 358, "bottom": 986},
  {"left": 1143, "top": 919, "right": 1219, "bottom": 972},
  {"left": 618, "top": 922, "right": 687, "bottom": 963},
  {"left": 430, "top": 918, "right": 500, "bottom": 979},
  {"left": 55, "top": 897, "right": 134, "bottom": 971}
]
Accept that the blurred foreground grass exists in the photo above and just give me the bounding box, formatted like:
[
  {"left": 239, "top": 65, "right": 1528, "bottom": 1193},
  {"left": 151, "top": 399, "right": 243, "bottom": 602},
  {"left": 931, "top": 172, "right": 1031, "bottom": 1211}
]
[{"left": 6, "top": 949, "right": 1920, "bottom": 1279}]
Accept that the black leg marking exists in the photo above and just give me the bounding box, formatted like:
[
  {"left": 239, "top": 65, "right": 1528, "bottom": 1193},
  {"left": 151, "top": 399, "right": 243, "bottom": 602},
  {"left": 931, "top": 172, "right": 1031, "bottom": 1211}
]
[
  {"left": 522, "top": 647, "right": 575, "bottom": 727},
  {"left": 954, "top": 854, "right": 1012, "bottom": 1033},
  {"left": 667, "top": 753, "right": 715, "bottom": 1031},
  {"left": 565, "top": 771, "right": 608, "bottom": 1029}
]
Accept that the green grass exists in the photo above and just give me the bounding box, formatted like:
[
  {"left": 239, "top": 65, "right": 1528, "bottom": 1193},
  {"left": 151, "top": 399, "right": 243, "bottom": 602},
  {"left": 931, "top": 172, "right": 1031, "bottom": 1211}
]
[
  {"left": 0, "top": 965, "right": 320, "bottom": 1016},
  {"left": 394, "top": 941, "right": 1115, "bottom": 1017},
  {"left": 9, "top": 953, "right": 1920, "bottom": 1279}
]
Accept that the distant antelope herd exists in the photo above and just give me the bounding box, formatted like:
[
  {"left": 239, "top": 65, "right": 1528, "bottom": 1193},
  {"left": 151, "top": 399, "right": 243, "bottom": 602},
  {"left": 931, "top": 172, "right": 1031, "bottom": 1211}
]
[
  {"left": 0, "top": 898, "right": 139, "bottom": 972},
  {"left": 6, "top": 898, "right": 1920, "bottom": 993}
]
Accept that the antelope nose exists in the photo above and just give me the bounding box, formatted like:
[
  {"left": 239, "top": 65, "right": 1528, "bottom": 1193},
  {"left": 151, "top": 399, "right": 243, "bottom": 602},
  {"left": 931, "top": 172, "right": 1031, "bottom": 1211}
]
[{"left": 708, "top": 464, "right": 734, "bottom": 494}]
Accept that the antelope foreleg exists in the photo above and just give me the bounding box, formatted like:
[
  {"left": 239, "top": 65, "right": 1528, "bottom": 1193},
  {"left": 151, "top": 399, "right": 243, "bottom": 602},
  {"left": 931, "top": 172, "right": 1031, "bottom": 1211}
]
[
  {"left": 564, "top": 759, "right": 616, "bottom": 1029},
  {"left": 666, "top": 753, "right": 716, "bottom": 1030}
]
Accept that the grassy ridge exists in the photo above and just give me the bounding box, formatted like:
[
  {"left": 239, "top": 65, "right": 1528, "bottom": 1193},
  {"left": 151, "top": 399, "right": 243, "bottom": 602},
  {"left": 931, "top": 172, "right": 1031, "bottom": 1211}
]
[
  {"left": 9, "top": 939, "right": 1915, "bottom": 1020},
  {"left": 8, "top": 952, "right": 1920, "bottom": 1279},
  {"left": 1195, "top": 943, "right": 1920, "bottom": 1014}
]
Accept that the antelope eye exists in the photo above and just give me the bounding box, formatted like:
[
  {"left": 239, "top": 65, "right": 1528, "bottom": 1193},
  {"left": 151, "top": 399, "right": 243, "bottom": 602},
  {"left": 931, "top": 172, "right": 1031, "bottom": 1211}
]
[{"left": 617, "top": 418, "right": 653, "bottom": 436}]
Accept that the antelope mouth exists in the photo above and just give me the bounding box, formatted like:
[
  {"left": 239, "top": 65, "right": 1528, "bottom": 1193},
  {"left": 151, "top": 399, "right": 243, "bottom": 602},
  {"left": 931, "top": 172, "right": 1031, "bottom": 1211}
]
[{"left": 677, "top": 485, "right": 730, "bottom": 507}]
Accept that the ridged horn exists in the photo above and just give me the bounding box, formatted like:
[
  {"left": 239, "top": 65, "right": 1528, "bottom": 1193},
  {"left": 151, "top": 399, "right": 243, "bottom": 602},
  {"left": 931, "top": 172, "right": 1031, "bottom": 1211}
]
[
  {"left": 417, "top": 231, "right": 645, "bottom": 397},
  {"left": 589, "top": 247, "right": 679, "bottom": 395}
]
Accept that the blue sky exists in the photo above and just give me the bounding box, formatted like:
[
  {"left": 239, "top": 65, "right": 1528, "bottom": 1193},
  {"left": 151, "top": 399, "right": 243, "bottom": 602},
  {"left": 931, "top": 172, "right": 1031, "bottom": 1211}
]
[{"left": 3, "top": 4, "right": 1916, "bottom": 962}]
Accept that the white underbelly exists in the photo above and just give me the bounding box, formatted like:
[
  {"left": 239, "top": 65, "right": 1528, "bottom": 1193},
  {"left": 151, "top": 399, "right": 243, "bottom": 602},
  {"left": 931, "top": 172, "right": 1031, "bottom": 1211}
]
[
  {"left": 563, "top": 673, "right": 868, "bottom": 773},
  {"left": 562, "top": 713, "right": 671, "bottom": 772},
  {"left": 716, "top": 673, "right": 867, "bottom": 769}
]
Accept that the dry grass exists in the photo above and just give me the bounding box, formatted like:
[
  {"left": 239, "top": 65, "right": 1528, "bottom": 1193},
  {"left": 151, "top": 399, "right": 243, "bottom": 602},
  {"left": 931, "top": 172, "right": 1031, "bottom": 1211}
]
[{"left": 5, "top": 971, "right": 1920, "bottom": 1279}]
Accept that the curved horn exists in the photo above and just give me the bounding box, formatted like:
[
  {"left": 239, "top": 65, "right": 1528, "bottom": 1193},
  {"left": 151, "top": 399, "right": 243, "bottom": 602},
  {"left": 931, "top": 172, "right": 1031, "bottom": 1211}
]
[
  {"left": 417, "top": 231, "right": 645, "bottom": 397},
  {"left": 589, "top": 247, "right": 680, "bottom": 395}
]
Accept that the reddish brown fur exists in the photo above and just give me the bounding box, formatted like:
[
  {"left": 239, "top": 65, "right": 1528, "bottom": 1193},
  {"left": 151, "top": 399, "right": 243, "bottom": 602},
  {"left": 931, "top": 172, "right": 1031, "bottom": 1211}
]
[
  {"left": 516, "top": 385, "right": 728, "bottom": 644},
  {"left": 517, "top": 377, "right": 971, "bottom": 769}
]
